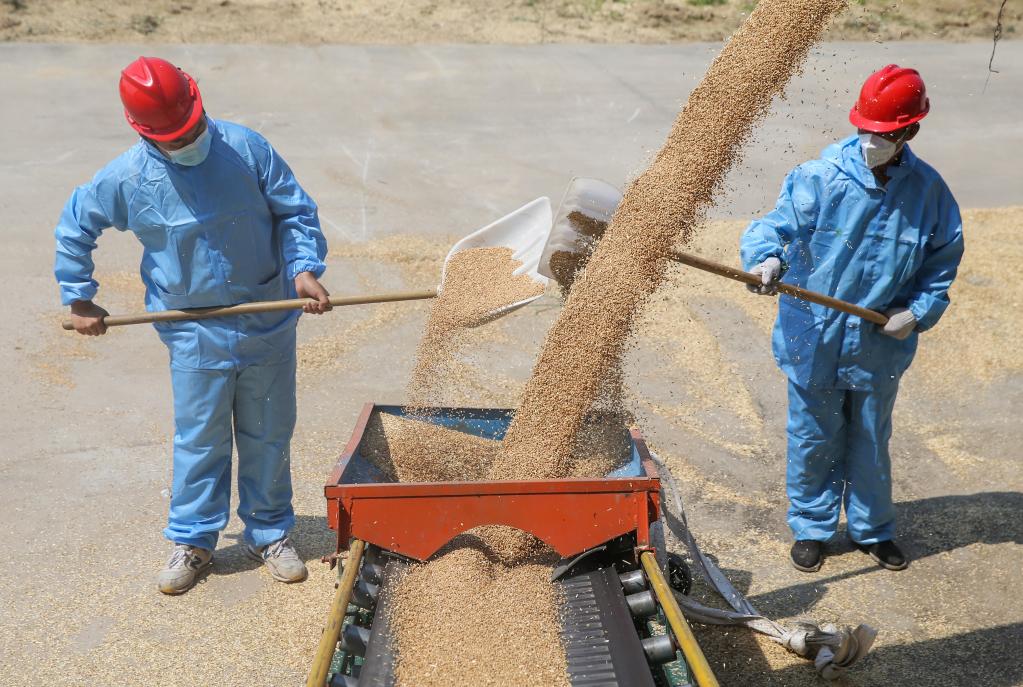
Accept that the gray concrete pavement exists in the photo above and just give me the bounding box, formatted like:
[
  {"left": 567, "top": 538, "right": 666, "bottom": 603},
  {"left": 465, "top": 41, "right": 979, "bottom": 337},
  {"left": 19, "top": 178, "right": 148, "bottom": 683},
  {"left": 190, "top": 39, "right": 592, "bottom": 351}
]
[
  {"left": 1, "top": 42, "right": 1020, "bottom": 247},
  {"left": 0, "top": 43, "right": 1020, "bottom": 686}
]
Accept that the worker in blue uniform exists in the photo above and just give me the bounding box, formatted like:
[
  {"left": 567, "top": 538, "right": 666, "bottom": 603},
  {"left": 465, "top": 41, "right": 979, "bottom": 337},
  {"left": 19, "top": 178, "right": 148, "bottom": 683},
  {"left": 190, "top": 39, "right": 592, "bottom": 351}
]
[
  {"left": 740, "top": 65, "right": 964, "bottom": 573},
  {"left": 54, "top": 57, "right": 330, "bottom": 594}
]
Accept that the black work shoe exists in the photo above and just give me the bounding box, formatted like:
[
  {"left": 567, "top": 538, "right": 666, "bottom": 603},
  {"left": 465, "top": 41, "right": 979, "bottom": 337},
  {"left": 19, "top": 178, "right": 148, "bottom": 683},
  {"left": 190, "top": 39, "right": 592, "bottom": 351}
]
[
  {"left": 790, "top": 540, "right": 823, "bottom": 572},
  {"left": 856, "top": 540, "right": 908, "bottom": 571}
]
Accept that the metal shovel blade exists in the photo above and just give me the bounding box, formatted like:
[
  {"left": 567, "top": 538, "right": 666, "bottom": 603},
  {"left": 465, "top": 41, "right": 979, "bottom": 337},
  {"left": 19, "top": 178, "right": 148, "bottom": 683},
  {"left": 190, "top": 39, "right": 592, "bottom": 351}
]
[
  {"left": 441, "top": 196, "right": 552, "bottom": 325},
  {"left": 538, "top": 177, "right": 622, "bottom": 285}
]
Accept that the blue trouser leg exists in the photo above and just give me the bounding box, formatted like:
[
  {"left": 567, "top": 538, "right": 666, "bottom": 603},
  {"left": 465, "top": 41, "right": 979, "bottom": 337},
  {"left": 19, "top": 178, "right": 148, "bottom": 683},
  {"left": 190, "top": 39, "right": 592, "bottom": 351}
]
[
  {"left": 843, "top": 384, "right": 899, "bottom": 545},
  {"left": 234, "top": 355, "right": 297, "bottom": 548},
  {"left": 786, "top": 381, "right": 847, "bottom": 541},
  {"left": 164, "top": 367, "right": 236, "bottom": 550}
]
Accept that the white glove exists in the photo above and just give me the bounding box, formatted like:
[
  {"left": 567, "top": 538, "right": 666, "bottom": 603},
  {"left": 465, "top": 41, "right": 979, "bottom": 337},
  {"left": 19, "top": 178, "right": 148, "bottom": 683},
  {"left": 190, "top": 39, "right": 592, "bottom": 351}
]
[
  {"left": 882, "top": 307, "right": 917, "bottom": 340},
  {"left": 747, "top": 257, "right": 782, "bottom": 295}
]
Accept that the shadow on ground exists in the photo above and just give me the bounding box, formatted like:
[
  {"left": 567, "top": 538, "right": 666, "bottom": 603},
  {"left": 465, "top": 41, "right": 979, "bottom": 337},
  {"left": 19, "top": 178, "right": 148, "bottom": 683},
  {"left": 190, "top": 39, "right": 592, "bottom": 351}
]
[
  {"left": 688, "top": 492, "right": 1023, "bottom": 685},
  {"left": 740, "top": 491, "right": 1023, "bottom": 618},
  {"left": 209, "top": 514, "right": 338, "bottom": 576},
  {"left": 699, "top": 620, "right": 1023, "bottom": 687}
]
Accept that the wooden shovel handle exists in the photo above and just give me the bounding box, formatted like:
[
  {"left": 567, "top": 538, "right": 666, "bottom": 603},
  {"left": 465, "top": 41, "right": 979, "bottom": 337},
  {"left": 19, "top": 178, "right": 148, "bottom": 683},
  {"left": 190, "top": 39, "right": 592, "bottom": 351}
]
[
  {"left": 670, "top": 251, "right": 888, "bottom": 326},
  {"left": 60, "top": 288, "right": 438, "bottom": 331}
]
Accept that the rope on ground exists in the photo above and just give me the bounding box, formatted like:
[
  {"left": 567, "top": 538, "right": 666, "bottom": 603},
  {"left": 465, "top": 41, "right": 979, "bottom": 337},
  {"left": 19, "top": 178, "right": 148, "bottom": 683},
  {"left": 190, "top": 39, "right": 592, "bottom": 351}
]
[{"left": 648, "top": 451, "right": 877, "bottom": 680}]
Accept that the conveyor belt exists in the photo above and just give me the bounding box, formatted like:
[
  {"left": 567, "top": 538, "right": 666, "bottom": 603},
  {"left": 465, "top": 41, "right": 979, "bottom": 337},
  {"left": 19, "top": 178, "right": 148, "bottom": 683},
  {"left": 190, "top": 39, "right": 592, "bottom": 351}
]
[
  {"left": 353, "top": 560, "right": 405, "bottom": 687},
  {"left": 558, "top": 567, "right": 657, "bottom": 687},
  {"left": 340, "top": 561, "right": 655, "bottom": 686}
]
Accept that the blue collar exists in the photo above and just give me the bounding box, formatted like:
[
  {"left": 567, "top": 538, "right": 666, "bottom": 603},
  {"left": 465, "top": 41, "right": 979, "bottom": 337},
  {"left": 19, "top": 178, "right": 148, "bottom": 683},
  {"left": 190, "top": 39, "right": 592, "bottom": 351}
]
[{"left": 885, "top": 143, "right": 917, "bottom": 182}]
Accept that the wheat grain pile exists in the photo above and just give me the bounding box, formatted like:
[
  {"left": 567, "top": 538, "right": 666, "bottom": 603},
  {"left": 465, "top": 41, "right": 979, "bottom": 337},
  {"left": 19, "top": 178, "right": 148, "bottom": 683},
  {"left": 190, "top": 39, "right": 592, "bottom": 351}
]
[
  {"left": 390, "top": 530, "right": 568, "bottom": 687},
  {"left": 492, "top": 0, "right": 847, "bottom": 482},
  {"left": 377, "top": 245, "right": 569, "bottom": 684},
  {"left": 364, "top": 411, "right": 631, "bottom": 486},
  {"left": 361, "top": 412, "right": 500, "bottom": 483}
]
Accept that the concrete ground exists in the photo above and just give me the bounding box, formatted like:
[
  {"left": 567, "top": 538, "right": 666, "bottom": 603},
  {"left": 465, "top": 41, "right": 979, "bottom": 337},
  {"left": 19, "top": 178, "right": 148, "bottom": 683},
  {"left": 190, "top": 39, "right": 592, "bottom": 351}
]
[{"left": 0, "top": 43, "right": 1020, "bottom": 685}]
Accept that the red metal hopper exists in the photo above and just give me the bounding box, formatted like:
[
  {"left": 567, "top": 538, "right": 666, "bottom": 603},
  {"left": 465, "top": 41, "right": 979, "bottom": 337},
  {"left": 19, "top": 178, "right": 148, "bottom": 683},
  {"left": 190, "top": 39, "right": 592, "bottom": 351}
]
[{"left": 324, "top": 403, "right": 661, "bottom": 561}]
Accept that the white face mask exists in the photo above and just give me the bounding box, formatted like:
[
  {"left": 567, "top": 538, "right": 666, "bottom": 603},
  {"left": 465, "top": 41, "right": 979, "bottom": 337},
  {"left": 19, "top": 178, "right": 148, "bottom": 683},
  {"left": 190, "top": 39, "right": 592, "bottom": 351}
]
[
  {"left": 858, "top": 132, "right": 901, "bottom": 169},
  {"left": 165, "top": 126, "right": 212, "bottom": 166}
]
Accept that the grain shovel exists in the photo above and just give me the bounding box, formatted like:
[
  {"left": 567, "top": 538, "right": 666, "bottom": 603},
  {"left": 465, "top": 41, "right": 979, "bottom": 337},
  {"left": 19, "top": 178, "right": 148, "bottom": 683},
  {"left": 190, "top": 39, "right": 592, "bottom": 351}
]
[
  {"left": 538, "top": 177, "right": 888, "bottom": 326},
  {"left": 61, "top": 197, "right": 553, "bottom": 331}
]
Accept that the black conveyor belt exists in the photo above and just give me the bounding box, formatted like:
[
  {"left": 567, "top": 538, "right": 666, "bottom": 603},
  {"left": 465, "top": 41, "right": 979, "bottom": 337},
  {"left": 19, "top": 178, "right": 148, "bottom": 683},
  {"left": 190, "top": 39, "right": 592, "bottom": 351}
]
[
  {"left": 558, "top": 567, "right": 656, "bottom": 687},
  {"left": 355, "top": 560, "right": 404, "bottom": 687}
]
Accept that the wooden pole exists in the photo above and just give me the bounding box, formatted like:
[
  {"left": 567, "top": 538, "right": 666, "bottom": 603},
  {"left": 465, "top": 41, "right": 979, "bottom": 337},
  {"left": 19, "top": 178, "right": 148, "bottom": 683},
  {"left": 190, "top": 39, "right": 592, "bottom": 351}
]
[
  {"left": 306, "top": 539, "right": 366, "bottom": 687},
  {"left": 670, "top": 251, "right": 888, "bottom": 326},
  {"left": 61, "top": 289, "right": 438, "bottom": 331}
]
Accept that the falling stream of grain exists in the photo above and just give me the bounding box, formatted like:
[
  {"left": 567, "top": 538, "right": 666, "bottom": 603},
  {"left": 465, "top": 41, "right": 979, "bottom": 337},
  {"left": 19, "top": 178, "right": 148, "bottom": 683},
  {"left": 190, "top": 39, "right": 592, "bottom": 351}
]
[
  {"left": 493, "top": 0, "right": 848, "bottom": 482},
  {"left": 389, "top": 1, "right": 847, "bottom": 682}
]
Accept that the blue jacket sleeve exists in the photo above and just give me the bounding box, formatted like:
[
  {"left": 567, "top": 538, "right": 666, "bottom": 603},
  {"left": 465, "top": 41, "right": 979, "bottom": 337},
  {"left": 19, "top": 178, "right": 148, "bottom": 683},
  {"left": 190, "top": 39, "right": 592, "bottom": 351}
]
[
  {"left": 740, "top": 166, "right": 820, "bottom": 271},
  {"left": 54, "top": 182, "right": 120, "bottom": 306},
  {"left": 907, "top": 190, "right": 964, "bottom": 332},
  {"left": 255, "top": 137, "right": 327, "bottom": 280}
]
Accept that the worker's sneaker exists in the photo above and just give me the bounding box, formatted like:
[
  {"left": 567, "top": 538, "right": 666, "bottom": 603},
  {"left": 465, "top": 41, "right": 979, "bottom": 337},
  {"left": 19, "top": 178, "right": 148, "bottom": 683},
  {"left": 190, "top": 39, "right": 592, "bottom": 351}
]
[
  {"left": 790, "top": 540, "right": 823, "bottom": 572},
  {"left": 246, "top": 536, "right": 308, "bottom": 583},
  {"left": 157, "top": 544, "right": 213, "bottom": 595},
  {"left": 856, "top": 540, "right": 908, "bottom": 571}
]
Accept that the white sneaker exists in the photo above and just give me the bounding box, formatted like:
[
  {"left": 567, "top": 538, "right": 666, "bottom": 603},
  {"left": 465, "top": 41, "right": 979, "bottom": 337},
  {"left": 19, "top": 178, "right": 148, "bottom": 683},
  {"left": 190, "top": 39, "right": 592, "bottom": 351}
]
[
  {"left": 246, "top": 536, "right": 308, "bottom": 583},
  {"left": 157, "top": 544, "right": 213, "bottom": 595}
]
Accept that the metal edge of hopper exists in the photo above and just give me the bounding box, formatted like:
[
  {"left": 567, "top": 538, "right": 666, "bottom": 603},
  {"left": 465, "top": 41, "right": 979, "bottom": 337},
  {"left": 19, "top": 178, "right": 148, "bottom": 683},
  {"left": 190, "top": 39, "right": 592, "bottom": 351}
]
[{"left": 324, "top": 404, "right": 662, "bottom": 564}]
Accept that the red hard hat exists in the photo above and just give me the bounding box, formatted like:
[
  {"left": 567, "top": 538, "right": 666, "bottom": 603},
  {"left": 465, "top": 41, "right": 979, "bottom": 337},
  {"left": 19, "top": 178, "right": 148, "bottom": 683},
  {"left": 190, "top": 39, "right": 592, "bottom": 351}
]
[
  {"left": 119, "top": 57, "right": 204, "bottom": 142},
  {"left": 849, "top": 64, "right": 929, "bottom": 134}
]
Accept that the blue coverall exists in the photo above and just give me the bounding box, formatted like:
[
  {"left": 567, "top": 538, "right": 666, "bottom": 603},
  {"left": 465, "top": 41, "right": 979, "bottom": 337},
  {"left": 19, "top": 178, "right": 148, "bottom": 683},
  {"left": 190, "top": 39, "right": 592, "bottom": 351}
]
[
  {"left": 741, "top": 134, "right": 963, "bottom": 544},
  {"left": 54, "top": 117, "right": 327, "bottom": 550}
]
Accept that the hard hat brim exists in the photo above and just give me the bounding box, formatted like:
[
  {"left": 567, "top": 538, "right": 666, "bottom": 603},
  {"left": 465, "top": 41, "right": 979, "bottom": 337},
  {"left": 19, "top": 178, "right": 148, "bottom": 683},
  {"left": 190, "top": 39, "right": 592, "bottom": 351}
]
[{"left": 848, "top": 105, "right": 928, "bottom": 134}]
